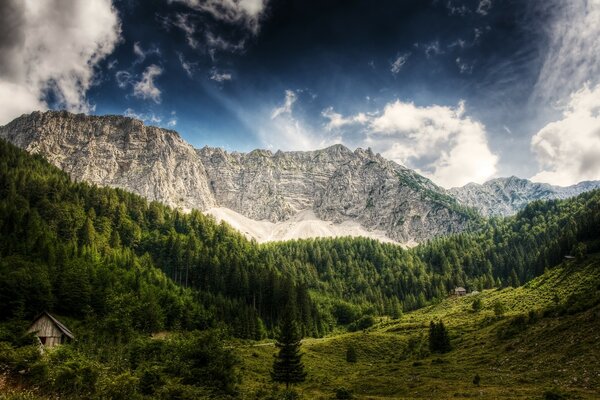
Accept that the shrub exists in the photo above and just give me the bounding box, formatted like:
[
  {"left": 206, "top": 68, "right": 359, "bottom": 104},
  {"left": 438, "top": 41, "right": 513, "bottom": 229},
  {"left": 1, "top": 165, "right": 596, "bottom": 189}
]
[
  {"left": 345, "top": 345, "right": 357, "bottom": 363},
  {"left": 493, "top": 301, "right": 506, "bottom": 316},
  {"left": 472, "top": 298, "right": 482, "bottom": 312},
  {"left": 335, "top": 387, "right": 354, "bottom": 399}
]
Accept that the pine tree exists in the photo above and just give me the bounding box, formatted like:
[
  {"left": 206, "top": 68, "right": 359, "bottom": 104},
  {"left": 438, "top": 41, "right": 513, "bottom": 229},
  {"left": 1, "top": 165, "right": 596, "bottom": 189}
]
[
  {"left": 428, "top": 320, "right": 451, "bottom": 353},
  {"left": 271, "top": 313, "right": 307, "bottom": 389}
]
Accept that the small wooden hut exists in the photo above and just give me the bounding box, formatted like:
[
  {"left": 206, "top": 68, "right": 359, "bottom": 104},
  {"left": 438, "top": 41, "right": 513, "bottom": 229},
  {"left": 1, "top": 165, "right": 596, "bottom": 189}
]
[
  {"left": 453, "top": 287, "right": 467, "bottom": 296},
  {"left": 27, "top": 312, "right": 74, "bottom": 347}
]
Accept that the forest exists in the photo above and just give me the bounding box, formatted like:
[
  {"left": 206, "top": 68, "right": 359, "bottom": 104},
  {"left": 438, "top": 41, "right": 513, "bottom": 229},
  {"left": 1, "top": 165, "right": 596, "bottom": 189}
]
[{"left": 1, "top": 137, "right": 600, "bottom": 397}]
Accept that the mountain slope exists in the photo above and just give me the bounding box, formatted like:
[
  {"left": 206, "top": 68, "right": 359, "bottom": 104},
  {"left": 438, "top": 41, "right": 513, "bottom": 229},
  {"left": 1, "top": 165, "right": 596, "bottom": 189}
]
[
  {"left": 450, "top": 176, "right": 600, "bottom": 217},
  {"left": 0, "top": 111, "right": 475, "bottom": 243}
]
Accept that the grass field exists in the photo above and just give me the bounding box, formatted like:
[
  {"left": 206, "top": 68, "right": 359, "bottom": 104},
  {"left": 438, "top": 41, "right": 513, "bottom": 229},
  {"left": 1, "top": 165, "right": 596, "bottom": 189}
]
[{"left": 237, "top": 254, "right": 600, "bottom": 399}]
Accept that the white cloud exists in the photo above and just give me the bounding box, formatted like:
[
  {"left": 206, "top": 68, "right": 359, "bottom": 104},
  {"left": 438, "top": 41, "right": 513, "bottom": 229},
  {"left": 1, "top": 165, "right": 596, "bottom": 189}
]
[
  {"left": 0, "top": 0, "right": 121, "bottom": 125},
  {"left": 476, "top": 0, "right": 492, "bottom": 15},
  {"left": 323, "top": 100, "right": 498, "bottom": 188},
  {"left": 390, "top": 53, "right": 410, "bottom": 75},
  {"left": 271, "top": 90, "right": 297, "bottom": 119},
  {"left": 533, "top": 1, "right": 600, "bottom": 103},
  {"left": 530, "top": 83, "right": 600, "bottom": 186},
  {"left": 322, "top": 107, "right": 368, "bottom": 131},
  {"left": 124, "top": 108, "right": 162, "bottom": 125},
  {"left": 210, "top": 69, "right": 232, "bottom": 82},
  {"left": 133, "top": 65, "right": 163, "bottom": 103},
  {"left": 169, "top": 0, "right": 269, "bottom": 33}
]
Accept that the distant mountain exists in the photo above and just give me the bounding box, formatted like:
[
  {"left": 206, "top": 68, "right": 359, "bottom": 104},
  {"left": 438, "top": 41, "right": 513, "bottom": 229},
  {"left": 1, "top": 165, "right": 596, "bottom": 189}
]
[
  {"left": 450, "top": 176, "right": 600, "bottom": 217},
  {"left": 0, "top": 111, "right": 473, "bottom": 244}
]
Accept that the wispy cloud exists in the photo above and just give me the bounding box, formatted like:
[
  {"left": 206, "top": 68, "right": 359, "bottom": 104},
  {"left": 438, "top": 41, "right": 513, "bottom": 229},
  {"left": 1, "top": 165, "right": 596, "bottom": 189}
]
[
  {"left": 532, "top": 1, "right": 600, "bottom": 104},
  {"left": 178, "top": 52, "right": 197, "bottom": 77},
  {"left": 133, "top": 65, "right": 163, "bottom": 103},
  {"left": 390, "top": 53, "right": 410, "bottom": 75},
  {"left": 476, "top": 0, "right": 492, "bottom": 16},
  {"left": 210, "top": 68, "right": 232, "bottom": 82},
  {"left": 271, "top": 90, "right": 297, "bottom": 119}
]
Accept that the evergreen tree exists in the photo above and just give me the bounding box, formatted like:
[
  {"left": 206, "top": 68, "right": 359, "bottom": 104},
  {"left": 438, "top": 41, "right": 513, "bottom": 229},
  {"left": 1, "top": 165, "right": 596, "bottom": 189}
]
[
  {"left": 428, "top": 321, "right": 451, "bottom": 353},
  {"left": 271, "top": 313, "right": 307, "bottom": 389}
]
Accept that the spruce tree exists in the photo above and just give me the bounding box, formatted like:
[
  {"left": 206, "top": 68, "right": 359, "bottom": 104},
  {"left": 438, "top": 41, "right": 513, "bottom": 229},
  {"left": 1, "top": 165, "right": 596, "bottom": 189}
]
[
  {"left": 429, "top": 321, "right": 451, "bottom": 353},
  {"left": 271, "top": 313, "right": 307, "bottom": 389}
]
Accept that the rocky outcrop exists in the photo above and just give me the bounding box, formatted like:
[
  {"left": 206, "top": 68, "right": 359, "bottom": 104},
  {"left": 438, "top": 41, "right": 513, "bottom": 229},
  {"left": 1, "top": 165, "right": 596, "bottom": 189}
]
[{"left": 450, "top": 176, "right": 600, "bottom": 216}]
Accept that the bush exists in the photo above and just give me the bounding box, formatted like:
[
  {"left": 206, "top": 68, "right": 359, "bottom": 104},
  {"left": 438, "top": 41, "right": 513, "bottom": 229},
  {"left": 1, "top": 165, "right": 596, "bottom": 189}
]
[
  {"left": 335, "top": 387, "right": 354, "bottom": 399},
  {"left": 345, "top": 345, "right": 357, "bottom": 363},
  {"left": 472, "top": 298, "right": 482, "bottom": 312},
  {"left": 349, "top": 315, "right": 375, "bottom": 331},
  {"left": 101, "top": 372, "right": 141, "bottom": 400},
  {"left": 493, "top": 301, "right": 506, "bottom": 316}
]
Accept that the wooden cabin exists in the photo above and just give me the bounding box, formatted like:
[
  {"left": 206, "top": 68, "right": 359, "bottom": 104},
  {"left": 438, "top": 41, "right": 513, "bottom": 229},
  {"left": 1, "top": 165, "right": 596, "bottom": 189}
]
[
  {"left": 27, "top": 312, "right": 74, "bottom": 347},
  {"left": 453, "top": 287, "right": 467, "bottom": 296}
]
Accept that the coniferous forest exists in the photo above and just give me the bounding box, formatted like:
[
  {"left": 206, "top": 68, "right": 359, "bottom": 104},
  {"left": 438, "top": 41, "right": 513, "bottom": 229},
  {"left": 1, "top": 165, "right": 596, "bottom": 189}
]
[{"left": 1, "top": 137, "right": 600, "bottom": 398}]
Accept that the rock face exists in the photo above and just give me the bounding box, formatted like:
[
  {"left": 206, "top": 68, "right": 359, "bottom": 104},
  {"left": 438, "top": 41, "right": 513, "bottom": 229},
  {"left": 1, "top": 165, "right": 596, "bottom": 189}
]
[
  {"left": 449, "top": 176, "right": 600, "bottom": 217},
  {"left": 0, "top": 111, "right": 473, "bottom": 243},
  {"left": 198, "top": 145, "right": 472, "bottom": 242},
  {"left": 0, "top": 111, "right": 216, "bottom": 210}
]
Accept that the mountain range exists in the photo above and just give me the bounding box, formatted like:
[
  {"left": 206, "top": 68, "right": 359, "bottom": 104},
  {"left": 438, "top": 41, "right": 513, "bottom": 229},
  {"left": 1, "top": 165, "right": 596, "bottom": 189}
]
[{"left": 1, "top": 110, "right": 599, "bottom": 244}]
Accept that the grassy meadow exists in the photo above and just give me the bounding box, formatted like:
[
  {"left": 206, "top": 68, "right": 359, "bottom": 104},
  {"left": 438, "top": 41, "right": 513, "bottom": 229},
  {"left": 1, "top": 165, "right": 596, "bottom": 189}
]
[{"left": 236, "top": 254, "right": 600, "bottom": 399}]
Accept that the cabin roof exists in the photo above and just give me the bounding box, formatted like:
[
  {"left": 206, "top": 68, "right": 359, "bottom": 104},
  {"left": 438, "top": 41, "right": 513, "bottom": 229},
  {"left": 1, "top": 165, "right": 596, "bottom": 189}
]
[
  {"left": 31, "top": 311, "right": 75, "bottom": 339},
  {"left": 455, "top": 287, "right": 466, "bottom": 291}
]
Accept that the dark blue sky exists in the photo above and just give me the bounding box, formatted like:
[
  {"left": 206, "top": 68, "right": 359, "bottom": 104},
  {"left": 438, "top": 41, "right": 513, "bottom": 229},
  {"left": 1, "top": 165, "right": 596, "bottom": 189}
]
[{"left": 2, "top": 0, "right": 599, "bottom": 187}]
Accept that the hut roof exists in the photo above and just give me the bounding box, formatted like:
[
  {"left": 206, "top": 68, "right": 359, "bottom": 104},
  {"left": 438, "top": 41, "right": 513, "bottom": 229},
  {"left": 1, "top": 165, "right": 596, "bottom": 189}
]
[{"left": 31, "top": 312, "right": 75, "bottom": 339}]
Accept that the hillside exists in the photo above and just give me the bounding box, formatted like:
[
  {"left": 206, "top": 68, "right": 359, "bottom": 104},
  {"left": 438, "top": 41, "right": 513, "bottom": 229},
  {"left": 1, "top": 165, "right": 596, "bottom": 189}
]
[{"left": 237, "top": 252, "right": 600, "bottom": 399}]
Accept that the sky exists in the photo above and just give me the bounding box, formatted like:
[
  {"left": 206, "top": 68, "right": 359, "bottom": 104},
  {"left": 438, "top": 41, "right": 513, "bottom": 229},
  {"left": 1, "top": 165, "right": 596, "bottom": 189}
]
[{"left": 0, "top": 0, "right": 599, "bottom": 188}]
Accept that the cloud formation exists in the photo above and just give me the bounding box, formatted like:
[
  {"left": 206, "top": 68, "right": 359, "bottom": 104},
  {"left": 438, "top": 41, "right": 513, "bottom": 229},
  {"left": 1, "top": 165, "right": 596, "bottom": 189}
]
[
  {"left": 530, "top": 83, "right": 600, "bottom": 186},
  {"left": 133, "top": 65, "right": 163, "bottom": 103},
  {"left": 533, "top": 1, "right": 600, "bottom": 104},
  {"left": 169, "top": 0, "right": 269, "bottom": 33},
  {"left": 210, "top": 69, "right": 233, "bottom": 82},
  {"left": 0, "top": 0, "right": 121, "bottom": 125},
  {"left": 390, "top": 53, "right": 410, "bottom": 75},
  {"left": 322, "top": 100, "right": 498, "bottom": 188}
]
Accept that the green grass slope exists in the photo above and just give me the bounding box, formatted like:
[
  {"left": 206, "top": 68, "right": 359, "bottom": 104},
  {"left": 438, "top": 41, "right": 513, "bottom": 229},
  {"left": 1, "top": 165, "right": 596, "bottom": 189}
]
[{"left": 238, "top": 251, "right": 600, "bottom": 399}]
